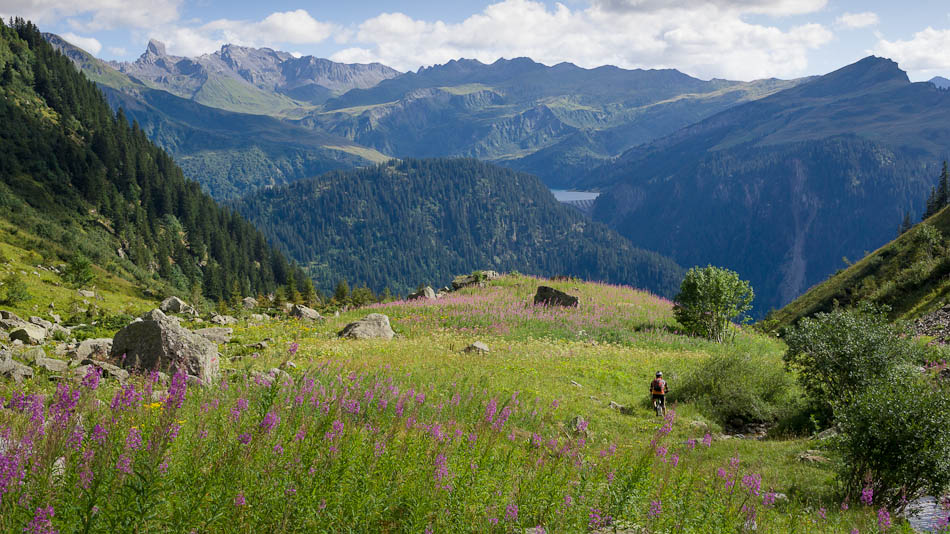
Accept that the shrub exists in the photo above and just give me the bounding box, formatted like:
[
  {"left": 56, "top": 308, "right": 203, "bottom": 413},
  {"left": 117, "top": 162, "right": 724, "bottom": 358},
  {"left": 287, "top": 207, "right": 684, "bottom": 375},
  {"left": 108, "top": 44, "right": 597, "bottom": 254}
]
[
  {"left": 62, "top": 252, "right": 95, "bottom": 287},
  {"left": 671, "top": 349, "right": 800, "bottom": 426},
  {"left": 673, "top": 265, "right": 754, "bottom": 343},
  {"left": 2, "top": 272, "right": 30, "bottom": 304},
  {"left": 835, "top": 371, "right": 950, "bottom": 510},
  {"left": 782, "top": 304, "right": 926, "bottom": 417}
]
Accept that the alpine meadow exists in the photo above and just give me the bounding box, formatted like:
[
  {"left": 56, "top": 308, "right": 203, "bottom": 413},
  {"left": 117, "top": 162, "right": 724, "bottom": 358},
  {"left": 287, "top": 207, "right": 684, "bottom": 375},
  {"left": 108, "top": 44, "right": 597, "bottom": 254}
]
[{"left": 2, "top": 3, "right": 950, "bottom": 534}]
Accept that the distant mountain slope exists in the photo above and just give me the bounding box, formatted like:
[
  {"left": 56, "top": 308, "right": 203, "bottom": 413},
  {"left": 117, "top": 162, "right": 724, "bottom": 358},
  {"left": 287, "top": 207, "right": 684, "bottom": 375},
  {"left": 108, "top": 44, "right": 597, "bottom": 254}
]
[
  {"left": 231, "top": 158, "right": 685, "bottom": 297},
  {"left": 2, "top": 19, "right": 304, "bottom": 302},
  {"left": 768, "top": 204, "right": 950, "bottom": 329},
  {"left": 931, "top": 76, "right": 950, "bottom": 90},
  {"left": 583, "top": 56, "right": 950, "bottom": 316},
  {"left": 112, "top": 39, "right": 401, "bottom": 114},
  {"left": 304, "top": 58, "right": 804, "bottom": 186},
  {"left": 45, "top": 34, "right": 389, "bottom": 200}
]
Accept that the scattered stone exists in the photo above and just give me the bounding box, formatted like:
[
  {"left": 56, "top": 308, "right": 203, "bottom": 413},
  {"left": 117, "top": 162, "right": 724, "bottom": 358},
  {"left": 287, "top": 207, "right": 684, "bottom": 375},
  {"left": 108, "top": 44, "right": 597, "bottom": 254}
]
[
  {"left": 608, "top": 401, "right": 635, "bottom": 415},
  {"left": 17, "top": 346, "right": 46, "bottom": 363},
  {"left": 690, "top": 420, "right": 710, "bottom": 432},
  {"left": 534, "top": 286, "right": 579, "bottom": 307},
  {"left": 451, "top": 270, "right": 501, "bottom": 290},
  {"left": 160, "top": 296, "right": 196, "bottom": 315},
  {"left": 813, "top": 426, "right": 839, "bottom": 440},
  {"left": 193, "top": 327, "right": 233, "bottom": 345},
  {"left": 241, "top": 296, "right": 258, "bottom": 309},
  {"left": 797, "top": 450, "right": 830, "bottom": 464},
  {"left": 338, "top": 313, "right": 395, "bottom": 340},
  {"left": 111, "top": 309, "right": 219, "bottom": 383},
  {"left": 29, "top": 316, "right": 53, "bottom": 330},
  {"left": 34, "top": 356, "right": 68, "bottom": 373},
  {"left": 9, "top": 324, "right": 47, "bottom": 345},
  {"left": 279, "top": 360, "right": 297, "bottom": 371},
  {"left": 463, "top": 341, "right": 490, "bottom": 354},
  {"left": 570, "top": 380, "right": 583, "bottom": 387},
  {"left": 75, "top": 338, "right": 112, "bottom": 361},
  {"left": 248, "top": 340, "right": 268, "bottom": 350},
  {"left": 0, "top": 352, "right": 33, "bottom": 383},
  {"left": 252, "top": 367, "right": 291, "bottom": 386},
  {"left": 78, "top": 289, "right": 95, "bottom": 298},
  {"left": 289, "top": 304, "right": 322, "bottom": 321},
  {"left": 568, "top": 415, "right": 589, "bottom": 436},
  {"left": 210, "top": 314, "right": 237, "bottom": 326},
  {"left": 408, "top": 286, "right": 437, "bottom": 300},
  {"left": 249, "top": 313, "right": 268, "bottom": 324},
  {"left": 50, "top": 314, "right": 61, "bottom": 324},
  {"left": 0, "top": 310, "right": 22, "bottom": 321}
]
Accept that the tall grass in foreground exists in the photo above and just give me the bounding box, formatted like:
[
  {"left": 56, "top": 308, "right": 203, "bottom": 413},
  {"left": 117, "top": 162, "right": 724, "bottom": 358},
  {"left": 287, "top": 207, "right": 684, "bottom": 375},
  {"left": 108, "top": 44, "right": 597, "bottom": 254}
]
[{"left": 0, "top": 360, "right": 918, "bottom": 533}]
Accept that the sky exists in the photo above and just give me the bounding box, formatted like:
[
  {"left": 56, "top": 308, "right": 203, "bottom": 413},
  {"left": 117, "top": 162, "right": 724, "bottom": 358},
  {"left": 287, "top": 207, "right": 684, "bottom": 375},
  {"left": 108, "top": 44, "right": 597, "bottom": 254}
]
[{"left": 2, "top": 0, "right": 949, "bottom": 81}]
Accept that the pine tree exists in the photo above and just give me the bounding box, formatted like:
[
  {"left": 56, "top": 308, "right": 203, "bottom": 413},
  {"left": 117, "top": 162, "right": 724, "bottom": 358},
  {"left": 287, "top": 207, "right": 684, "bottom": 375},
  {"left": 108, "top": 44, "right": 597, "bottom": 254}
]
[
  {"left": 334, "top": 279, "right": 350, "bottom": 303},
  {"left": 940, "top": 161, "right": 950, "bottom": 211},
  {"left": 899, "top": 211, "right": 913, "bottom": 235}
]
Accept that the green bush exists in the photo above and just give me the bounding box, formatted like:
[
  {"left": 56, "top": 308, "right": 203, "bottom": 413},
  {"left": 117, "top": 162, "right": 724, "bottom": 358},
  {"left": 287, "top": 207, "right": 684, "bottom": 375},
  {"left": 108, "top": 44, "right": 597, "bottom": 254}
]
[
  {"left": 1, "top": 272, "right": 30, "bottom": 304},
  {"left": 673, "top": 265, "right": 754, "bottom": 343},
  {"left": 671, "top": 349, "right": 800, "bottom": 426},
  {"left": 62, "top": 252, "right": 95, "bottom": 287},
  {"left": 835, "top": 371, "right": 950, "bottom": 510},
  {"left": 782, "top": 304, "right": 925, "bottom": 417}
]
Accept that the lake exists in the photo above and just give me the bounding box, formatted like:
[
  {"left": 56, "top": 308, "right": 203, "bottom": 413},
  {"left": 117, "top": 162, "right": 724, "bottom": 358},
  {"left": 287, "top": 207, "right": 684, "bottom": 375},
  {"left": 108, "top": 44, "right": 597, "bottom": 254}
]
[{"left": 550, "top": 189, "right": 600, "bottom": 202}]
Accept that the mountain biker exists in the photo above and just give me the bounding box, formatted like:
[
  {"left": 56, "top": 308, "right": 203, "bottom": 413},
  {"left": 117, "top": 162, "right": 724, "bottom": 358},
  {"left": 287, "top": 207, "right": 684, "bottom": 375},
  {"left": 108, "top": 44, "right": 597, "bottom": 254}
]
[{"left": 650, "top": 372, "right": 668, "bottom": 414}]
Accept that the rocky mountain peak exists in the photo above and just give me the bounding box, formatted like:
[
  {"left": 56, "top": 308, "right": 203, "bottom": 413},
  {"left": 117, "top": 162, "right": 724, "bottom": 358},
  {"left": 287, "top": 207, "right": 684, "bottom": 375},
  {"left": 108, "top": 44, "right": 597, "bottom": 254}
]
[{"left": 146, "top": 39, "right": 166, "bottom": 57}]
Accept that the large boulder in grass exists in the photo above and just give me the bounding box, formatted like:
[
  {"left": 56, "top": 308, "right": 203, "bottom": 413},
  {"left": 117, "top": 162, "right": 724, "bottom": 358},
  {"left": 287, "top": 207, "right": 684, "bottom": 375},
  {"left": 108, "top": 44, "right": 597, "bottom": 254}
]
[
  {"left": 9, "top": 324, "right": 47, "bottom": 345},
  {"left": 194, "top": 327, "right": 232, "bottom": 344},
  {"left": 408, "top": 286, "right": 436, "bottom": 301},
  {"left": 76, "top": 338, "right": 112, "bottom": 361},
  {"left": 241, "top": 297, "right": 258, "bottom": 309},
  {"left": 0, "top": 352, "right": 33, "bottom": 383},
  {"left": 290, "top": 304, "right": 322, "bottom": 321},
  {"left": 338, "top": 313, "right": 394, "bottom": 340},
  {"left": 111, "top": 309, "right": 219, "bottom": 383},
  {"left": 533, "top": 286, "right": 579, "bottom": 307},
  {"left": 160, "top": 296, "right": 196, "bottom": 316}
]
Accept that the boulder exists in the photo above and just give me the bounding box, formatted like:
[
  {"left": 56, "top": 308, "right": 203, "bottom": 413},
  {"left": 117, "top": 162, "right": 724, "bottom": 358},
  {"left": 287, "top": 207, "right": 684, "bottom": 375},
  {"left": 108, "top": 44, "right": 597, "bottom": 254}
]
[
  {"left": 34, "top": 356, "right": 68, "bottom": 373},
  {"left": 10, "top": 324, "right": 47, "bottom": 345},
  {"left": 210, "top": 314, "right": 237, "bottom": 325},
  {"left": 249, "top": 313, "right": 269, "bottom": 324},
  {"left": 463, "top": 341, "right": 490, "bottom": 354},
  {"left": 289, "top": 304, "right": 322, "bottom": 321},
  {"left": 160, "top": 296, "right": 195, "bottom": 315},
  {"left": 241, "top": 297, "right": 258, "bottom": 309},
  {"left": 74, "top": 360, "right": 129, "bottom": 383},
  {"left": 408, "top": 286, "right": 436, "bottom": 301},
  {"left": 29, "top": 316, "right": 53, "bottom": 330},
  {"left": 194, "top": 327, "right": 233, "bottom": 344},
  {"left": 608, "top": 401, "right": 635, "bottom": 416},
  {"left": 0, "top": 310, "right": 22, "bottom": 321},
  {"left": 110, "top": 309, "right": 219, "bottom": 383},
  {"left": 451, "top": 270, "right": 501, "bottom": 290},
  {"left": 797, "top": 450, "right": 830, "bottom": 464},
  {"left": 0, "top": 352, "right": 33, "bottom": 383},
  {"left": 75, "top": 338, "right": 112, "bottom": 361},
  {"left": 533, "top": 286, "right": 579, "bottom": 307},
  {"left": 78, "top": 289, "right": 96, "bottom": 298},
  {"left": 338, "top": 313, "right": 395, "bottom": 340}
]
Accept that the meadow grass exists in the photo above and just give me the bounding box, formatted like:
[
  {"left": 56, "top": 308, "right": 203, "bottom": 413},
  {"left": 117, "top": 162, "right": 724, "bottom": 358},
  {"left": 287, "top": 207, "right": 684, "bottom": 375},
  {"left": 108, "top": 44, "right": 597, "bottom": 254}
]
[{"left": 0, "top": 274, "right": 926, "bottom": 532}]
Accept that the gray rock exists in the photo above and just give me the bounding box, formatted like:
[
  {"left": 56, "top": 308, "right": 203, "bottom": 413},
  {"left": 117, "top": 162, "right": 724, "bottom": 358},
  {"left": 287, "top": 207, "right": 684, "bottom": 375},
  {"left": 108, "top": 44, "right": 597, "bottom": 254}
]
[
  {"left": 280, "top": 360, "right": 297, "bottom": 370},
  {"left": 0, "top": 310, "right": 22, "bottom": 321},
  {"left": 194, "top": 327, "right": 233, "bottom": 344},
  {"left": 533, "top": 286, "right": 579, "bottom": 307},
  {"left": 17, "top": 346, "right": 47, "bottom": 363},
  {"left": 241, "top": 296, "right": 258, "bottom": 309},
  {"left": 0, "top": 352, "right": 33, "bottom": 383},
  {"left": 160, "top": 296, "right": 196, "bottom": 315},
  {"left": 76, "top": 338, "right": 112, "bottom": 360},
  {"left": 111, "top": 309, "right": 219, "bottom": 383},
  {"left": 29, "top": 316, "right": 53, "bottom": 330},
  {"left": 76, "top": 360, "right": 129, "bottom": 383},
  {"left": 609, "top": 401, "right": 635, "bottom": 415},
  {"left": 78, "top": 289, "right": 96, "bottom": 298},
  {"left": 210, "top": 314, "right": 237, "bottom": 325},
  {"left": 10, "top": 324, "right": 47, "bottom": 345},
  {"left": 249, "top": 313, "right": 268, "bottom": 324},
  {"left": 35, "top": 357, "right": 68, "bottom": 373},
  {"left": 451, "top": 270, "right": 501, "bottom": 290},
  {"left": 797, "top": 450, "right": 830, "bottom": 464},
  {"left": 289, "top": 304, "right": 322, "bottom": 321},
  {"left": 568, "top": 415, "right": 589, "bottom": 435},
  {"left": 338, "top": 313, "right": 395, "bottom": 340},
  {"left": 408, "top": 286, "right": 437, "bottom": 300},
  {"left": 248, "top": 340, "right": 268, "bottom": 350},
  {"left": 463, "top": 341, "right": 490, "bottom": 354},
  {"left": 50, "top": 314, "right": 61, "bottom": 324}
]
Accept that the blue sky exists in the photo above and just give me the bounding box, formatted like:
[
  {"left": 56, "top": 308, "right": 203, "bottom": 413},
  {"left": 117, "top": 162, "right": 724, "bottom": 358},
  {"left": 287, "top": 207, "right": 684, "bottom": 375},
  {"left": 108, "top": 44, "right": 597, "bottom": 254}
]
[{"left": 3, "top": 0, "right": 949, "bottom": 81}]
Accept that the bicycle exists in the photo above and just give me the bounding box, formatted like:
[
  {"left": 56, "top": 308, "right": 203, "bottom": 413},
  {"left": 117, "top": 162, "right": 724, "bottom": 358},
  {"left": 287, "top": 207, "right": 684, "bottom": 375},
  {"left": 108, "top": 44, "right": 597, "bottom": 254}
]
[{"left": 653, "top": 396, "right": 665, "bottom": 418}]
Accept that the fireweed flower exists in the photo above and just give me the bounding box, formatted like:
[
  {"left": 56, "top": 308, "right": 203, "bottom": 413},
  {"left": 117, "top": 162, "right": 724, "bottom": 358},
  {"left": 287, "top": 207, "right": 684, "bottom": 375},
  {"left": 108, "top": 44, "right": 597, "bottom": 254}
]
[
  {"left": 817, "top": 507, "right": 827, "bottom": 520},
  {"left": 878, "top": 508, "right": 891, "bottom": 530},
  {"left": 288, "top": 342, "right": 299, "bottom": 356},
  {"left": 763, "top": 491, "right": 777, "bottom": 507},
  {"left": 125, "top": 428, "right": 143, "bottom": 451},
  {"left": 506, "top": 503, "right": 518, "bottom": 522},
  {"left": 260, "top": 411, "right": 280, "bottom": 433},
  {"left": 165, "top": 370, "right": 188, "bottom": 409},
  {"left": 238, "top": 433, "right": 252, "bottom": 445},
  {"left": 702, "top": 433, "right": 713, "bottom": 447},
  {"left": 110, "top": 384, "right": 143, "bottom": 411},
  {"left": 742, "top": 473, "right": 762, "bottom": 496},
  {"left": 91, "top": 424, "right": 108, "bottom": 444},
  {"left": 485, "top": 398, "right": 498, "bottom": 423},
  {"left": 81, "top": 366, "right": 102, "bottom": 390},
  {"left": 234, "top": 492, "right": 246, "bottom": 507},
  {"left": 861, "top": 486, "right": 874, "bottom": 506},
  {"left": 116, "top": 454, "right": 133, "bottom": 474},
  {"left": 50, "top": 384, "right": 80, "bottom": 426},
  {"left": 24, "top": 505, "right": 57, "bottom": 534}
]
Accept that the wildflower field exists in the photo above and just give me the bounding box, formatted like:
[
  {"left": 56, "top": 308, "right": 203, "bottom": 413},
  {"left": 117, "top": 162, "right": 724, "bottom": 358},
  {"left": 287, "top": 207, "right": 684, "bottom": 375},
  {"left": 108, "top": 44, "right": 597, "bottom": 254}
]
[{"left": 0, "top": 275, "right": 935, "bottom": 532}]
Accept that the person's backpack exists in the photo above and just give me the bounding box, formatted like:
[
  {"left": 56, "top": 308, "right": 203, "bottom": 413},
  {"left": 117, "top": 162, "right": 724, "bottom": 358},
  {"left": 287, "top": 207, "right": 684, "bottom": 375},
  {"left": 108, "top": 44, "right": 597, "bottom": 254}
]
[{"left": 651, "top": 378, "right": 666, "bottom": 395}]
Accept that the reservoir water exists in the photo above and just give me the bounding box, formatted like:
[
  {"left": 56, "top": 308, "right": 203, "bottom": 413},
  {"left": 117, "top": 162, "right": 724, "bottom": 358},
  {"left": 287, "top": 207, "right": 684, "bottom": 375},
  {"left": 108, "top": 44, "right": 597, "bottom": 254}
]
[{"left": 550, "top": 189, "right": 600, "bottom": 202}]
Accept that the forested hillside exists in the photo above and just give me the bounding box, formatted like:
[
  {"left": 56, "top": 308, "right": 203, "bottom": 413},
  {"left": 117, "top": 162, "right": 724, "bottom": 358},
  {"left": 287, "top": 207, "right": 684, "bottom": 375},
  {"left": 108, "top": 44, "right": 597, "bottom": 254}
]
[
  {"left": 232, "top": 158, "right": 685, "bottom": 297},
  {"left": 585, "top": 57, "right": 950, "bottom": 316},
  {"left": 0, "top": 19, "right": 304, "bottom": 302}
]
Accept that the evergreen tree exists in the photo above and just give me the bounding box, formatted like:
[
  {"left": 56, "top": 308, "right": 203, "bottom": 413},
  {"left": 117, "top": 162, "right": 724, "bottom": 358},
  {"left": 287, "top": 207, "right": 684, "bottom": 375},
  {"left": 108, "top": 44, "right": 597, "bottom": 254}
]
[
  {"left": 899, "top": 212, "right": 913, "bottom": 235},
  {"left": 939, "top": 161, "right": 950, "bottom": 211},
  {"left": 334, "top": 279, "right": 350, "bottom": 303}
]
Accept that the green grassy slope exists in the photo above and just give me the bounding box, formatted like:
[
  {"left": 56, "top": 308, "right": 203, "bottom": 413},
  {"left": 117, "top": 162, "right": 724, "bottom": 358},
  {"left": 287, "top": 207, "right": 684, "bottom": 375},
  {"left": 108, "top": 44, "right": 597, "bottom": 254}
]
[{"left": 768, "top": 205, "right": 950, "bottom": 329}]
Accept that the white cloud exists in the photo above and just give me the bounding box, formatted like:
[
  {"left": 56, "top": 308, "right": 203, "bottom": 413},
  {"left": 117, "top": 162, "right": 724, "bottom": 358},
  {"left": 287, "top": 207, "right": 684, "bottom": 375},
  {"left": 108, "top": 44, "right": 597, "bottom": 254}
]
[
  {"left": 60, "top": 32, "right": 102, "bottom": 54},
  {"left": 331, "top": 0, "right": 832, "bottom": 80},
  {"left": 835, "top": 12, "right": 879, "bottom": 29},
  {"left": 874, "top": 27, "right": 950, "bottom": 77},
  {"left": 108, "top": 46, "right": 127, "bottom": 56},
  {"left": 593, "top": 0, "right": 827, "bottom": 16},
  {"left": 152, "top": 9, "right": 337, "bottom": 57},
  {"left": 0, "top": 0, "right": 181, "bottom": 30}
]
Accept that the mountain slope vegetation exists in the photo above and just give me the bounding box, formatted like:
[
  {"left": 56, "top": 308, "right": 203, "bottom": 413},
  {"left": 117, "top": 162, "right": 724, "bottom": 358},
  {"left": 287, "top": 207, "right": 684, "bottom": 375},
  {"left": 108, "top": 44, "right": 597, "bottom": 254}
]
[
  {"left": 584, "top": 57, "right": 950, "bottom": 316},
  {"left": 231, "top": 158, "right": 685, "bottom": 297},
  {"left": 0, "top": 19, "right": 304, "bottom": 302}
]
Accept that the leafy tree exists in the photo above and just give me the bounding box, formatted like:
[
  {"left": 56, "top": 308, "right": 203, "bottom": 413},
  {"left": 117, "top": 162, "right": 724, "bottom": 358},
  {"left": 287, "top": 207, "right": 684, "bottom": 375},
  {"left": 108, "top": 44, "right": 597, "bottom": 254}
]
[
  {"left": 835, "top": 371, "right": 950, "bottom": 510},
  {"left": 782, "top": 304, "right": 925, "bottom": 417},
  {"left": 63, "top": 253, "right": 95, "bottom": 287},
  {"left": 673, "top": 265, "right": 754, "bottom": 343},
  {"left": 1, "top": 272, "right": 29, "bottom": 304}
]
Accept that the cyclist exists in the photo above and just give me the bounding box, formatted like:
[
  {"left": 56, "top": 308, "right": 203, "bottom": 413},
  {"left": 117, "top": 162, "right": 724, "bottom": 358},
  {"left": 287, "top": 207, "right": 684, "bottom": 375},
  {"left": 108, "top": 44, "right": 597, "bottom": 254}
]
[{"left": 650, "top": 371, "right": 668, "bottom": 416}]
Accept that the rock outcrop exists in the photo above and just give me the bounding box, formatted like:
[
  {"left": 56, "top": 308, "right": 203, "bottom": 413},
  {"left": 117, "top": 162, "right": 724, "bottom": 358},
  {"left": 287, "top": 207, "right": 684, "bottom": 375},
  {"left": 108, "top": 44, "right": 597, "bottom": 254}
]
[
  {"left": 463, "top": 341, "right": 490, "bottom": 354},
  {"left": 194, "top": 327, "right": 233, "bottom": 344},
  {"left": 338, "top": 313, "right": 395, "bottom": 340},
  {"left": 0, "top": 351, "right": 33, "bottom": 383},
  {"left": 408, "top": 286, "right": 437, "bottom": 300},
  {"left": 76, "top": 338, "right": 112, "bottom": 360},
  {"left": 242, "top": 297, "right": 258, "bottom": 309},
  {"left": 160, "top": 296, "right": 196, "bottom": 315},
  {"left": 533, "top": 286, "right": 579, "bottom": 307},
  {"left": 451, "top": 271, "right": 501, "bottom": 290},
  {"left": 289, "top": 304, "right": 322, "bottom": 321},
  {"left": 111, "top": 309, "right": 219, "bottom": 383}
]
